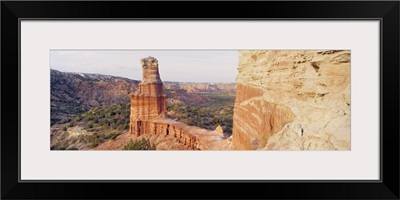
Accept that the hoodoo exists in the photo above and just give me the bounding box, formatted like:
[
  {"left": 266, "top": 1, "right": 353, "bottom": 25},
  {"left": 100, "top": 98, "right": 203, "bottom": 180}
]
[
  {"left": 129, "top": 56, "right": 167, "bottom": 135},
  {"left": 125, "top": 56, "right": 231, "bottom": 150}
]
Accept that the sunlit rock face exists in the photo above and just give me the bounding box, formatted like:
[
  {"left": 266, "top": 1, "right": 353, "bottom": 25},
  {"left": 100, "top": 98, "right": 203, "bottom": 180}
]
[
  {"left": 232, "top": 50, "right": 351, "bottom": 150},
  {"left": 139, "top": 56, "right": 164, "bottom": 96},
  {"left": 129, "top": 56, "right": 167, "bottom": 133},
  {"left": 127, "top": 57, "right": 232, "bottom": 150}
]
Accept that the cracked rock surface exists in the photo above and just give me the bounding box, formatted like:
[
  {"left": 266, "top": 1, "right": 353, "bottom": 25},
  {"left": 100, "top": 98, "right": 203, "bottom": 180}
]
[{"left": 233, "top": 50, "right": 351, "bottom": 150}]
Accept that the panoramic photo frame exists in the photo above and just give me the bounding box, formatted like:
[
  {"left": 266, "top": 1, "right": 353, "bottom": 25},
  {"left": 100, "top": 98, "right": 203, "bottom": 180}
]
[
  {"left": 2, "top": 1, "right": 399, "bottom": 200},
  {"left": 23, "top": 21, "right": 372, "bottom": 181}
]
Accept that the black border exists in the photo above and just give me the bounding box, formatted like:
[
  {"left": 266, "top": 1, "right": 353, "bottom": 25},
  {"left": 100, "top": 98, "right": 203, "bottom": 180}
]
[{"left": 2, "top": 1, "right": 399, "bottom": 199}]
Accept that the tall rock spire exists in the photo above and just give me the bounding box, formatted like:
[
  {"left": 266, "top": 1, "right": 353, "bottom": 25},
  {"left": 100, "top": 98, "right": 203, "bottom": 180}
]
[
  {"left": 129, "top": 56, "right": 167, "bottom": 135},
  {"left": 140, "top": 56, "right": 162, "bottom": 84},
  {"left": 138, "top": 56, "right": 165, "bottom": 96}
]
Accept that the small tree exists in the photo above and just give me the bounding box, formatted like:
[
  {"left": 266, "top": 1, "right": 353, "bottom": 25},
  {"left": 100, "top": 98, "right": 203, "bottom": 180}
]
[
  {"left": 87, "top": 123, "right": 93, "bottom": 129},
  {"left": 123, "top": 138, "right": 156, "bottom": 150}
]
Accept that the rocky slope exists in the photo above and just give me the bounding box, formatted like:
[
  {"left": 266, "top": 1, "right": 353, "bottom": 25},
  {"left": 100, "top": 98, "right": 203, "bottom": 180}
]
[
  {"left": 51, "top": 69, "right": 139, "bottom": 124},
  {"left": 232, "top": 50, "right": 350, "bottom": 150}
]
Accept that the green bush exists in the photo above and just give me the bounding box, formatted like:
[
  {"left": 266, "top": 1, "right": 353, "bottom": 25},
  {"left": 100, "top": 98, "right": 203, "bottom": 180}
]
[
  {"left": 63, "top": 103, "right": 131, "bottom": 133},
  {"left": 123, "top": 122, "right": 130, "bottom": 130},
  {"left": 56, "top": 146, "right": 66, "bottom": 150},
  {"left": 110, "top": 133, "right": 120, "bottom": 140},
  {"left": 89, "top": 142, "right": 99, "bottom": 148},
  {"left": 87, "top": 123, "right": 93, "bottom": 129},
  {"left": 166, "top": 92, "right": 235, "bottom": 134},
  {"left": 73, "top": 116, "right": 81, "bottom": 122},
  {"left": 123, "top": 138, "right": 156, "bottom": 150}
]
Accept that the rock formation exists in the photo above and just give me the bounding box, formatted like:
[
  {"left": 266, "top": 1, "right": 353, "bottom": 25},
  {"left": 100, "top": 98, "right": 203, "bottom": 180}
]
[
  {"left": 215, "top": 125, "right": 224, "bottom": 136},
  {"left": 128, "top": 56, "right": 232, "bottom": 150},
  {"left": 129, "top": 56, "right": 167, "bottom": 134},
  {"left": 232, "top": 50, "right": 351, "bottom": 150}
]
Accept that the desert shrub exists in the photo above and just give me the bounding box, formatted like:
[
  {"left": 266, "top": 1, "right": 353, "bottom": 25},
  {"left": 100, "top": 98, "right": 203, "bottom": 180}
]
[
  {"left": 88, "top": 142, "right": 99, "bottom": 148},
  {"left": 84, "top": 114, "right": 94, "bottom": 122},
  {"left": 59, "top": 118, "right": 71, "bottom": 124},
  {"left": 73, "top": 115, "right": 81, "bottom": 122},
  {"left": 78, "top": 135, "right": 85, "bottom": 143},
  {"left": 123, "top": 122, "right": 130, "bottom": 130},
  {"left": 123, "top": 138, "right": 156, "bottom": 150},
  {"left": 62, "top": 126, "right": 67, "bottom": 131},
  {"left": 87, "top": 123, "right": 94, "bottom": 129},
  {"left": 110, "top": 133, "right": 120, "bottom": 140},
  {"left": 212, "top": 117, "right": 220, "bottom": 124},
  {"left": 103, "top": 132, "right": 121, "bottom": 140},
  {"left": 102, "top": 120, "right": 110, "bottom": 127},
  {"left": 166, "top": 92, "right": 235, "bottom": 134},
  {"left": 69, "top": 103, "right": 130, "bottom": 130},
  {"left": 112, "top": 123, "right": 119, "bottom": 129},
  {"left": 56, "top": 146, "right": 66, "bottom": 150}
]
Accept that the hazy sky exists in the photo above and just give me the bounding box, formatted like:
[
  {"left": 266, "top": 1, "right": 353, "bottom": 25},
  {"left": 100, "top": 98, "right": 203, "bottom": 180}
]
[{"left": 50, "top": 50, "right": 239, "bottom": 83}]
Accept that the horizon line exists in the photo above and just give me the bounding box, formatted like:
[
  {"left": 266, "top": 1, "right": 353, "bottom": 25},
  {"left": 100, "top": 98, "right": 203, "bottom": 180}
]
[{"left": 50, "top": 68, "right": 237, "bottom": 84}]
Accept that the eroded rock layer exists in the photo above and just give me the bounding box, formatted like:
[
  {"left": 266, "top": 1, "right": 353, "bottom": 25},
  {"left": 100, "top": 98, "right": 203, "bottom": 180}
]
[
  {"left": 129, "top": 56, "right": 167, "bottom": 134},
  {"left": 233, "top": 50, "right": 351, "bottom": 150},
  {"left": 129, "top": 118, "right": 231, "bottom": 150},
  {"left": 128, "top": 56, "right": 232, "bottom": 150}
]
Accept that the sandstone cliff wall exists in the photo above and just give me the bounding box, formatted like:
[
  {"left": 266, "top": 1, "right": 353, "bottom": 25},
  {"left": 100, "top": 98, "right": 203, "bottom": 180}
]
[
  {"left": 129, "top": 95, "right": 167, "bottom": 121},
  {"left": 131, "top": 119, "right": 209, "bottom": 150},
  {"left": 233, "top": 50, "right": 350, "bottom": 150}
]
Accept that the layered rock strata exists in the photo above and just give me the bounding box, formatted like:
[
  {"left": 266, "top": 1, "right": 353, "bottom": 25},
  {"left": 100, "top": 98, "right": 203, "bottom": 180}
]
[
  {"left": 232, "top": 50, "right": 351, "bottom": 150},
  {"left": 129, "top": 56, "right": 167, "bottom": 133},
  {"left": 128, "top": 56, "right": 232, "bottom": 150},
  {"left": 131, "top": 118, "right": 230, "bottom": 150}
]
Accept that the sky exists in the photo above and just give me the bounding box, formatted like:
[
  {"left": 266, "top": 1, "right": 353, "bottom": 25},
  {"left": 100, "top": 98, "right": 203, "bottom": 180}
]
[{"left": 50, "top": 50, "right": 239, "bottom": 83}]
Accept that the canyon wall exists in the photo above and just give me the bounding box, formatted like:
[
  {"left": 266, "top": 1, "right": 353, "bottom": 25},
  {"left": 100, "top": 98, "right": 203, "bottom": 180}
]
[
  {"left": 131, "top": 119, "right": 203, "bottom": 150},
  {"left": 233, "top": 50, "right": 351, "bottom": 150},
  {"left": 131, "top": 118, "right": 231, "bottom": 150}
]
